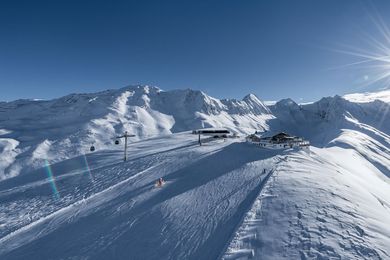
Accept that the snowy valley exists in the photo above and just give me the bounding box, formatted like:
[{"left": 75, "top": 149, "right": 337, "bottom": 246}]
[{"left": 0, "top": 86, "right": 389, "bottom": 259}]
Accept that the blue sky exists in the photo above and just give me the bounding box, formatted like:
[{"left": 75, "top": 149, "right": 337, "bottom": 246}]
[{"left": 1, "top": 0, "right": 390, "bottom": 102}]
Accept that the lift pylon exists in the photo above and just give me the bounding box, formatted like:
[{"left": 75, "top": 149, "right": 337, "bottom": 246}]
[{"left": 116, "top": 131, "right": 135, "bottom": 161}]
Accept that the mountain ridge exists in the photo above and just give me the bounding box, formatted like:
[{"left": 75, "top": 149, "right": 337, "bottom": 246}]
[{"left": 0, "top": 85, "right": 389, "bottom": 180}]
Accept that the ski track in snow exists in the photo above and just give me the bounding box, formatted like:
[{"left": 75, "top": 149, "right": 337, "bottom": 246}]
[
  {"left": 1, "top": 132, "right": 390, "bottom": 260},
  {"left": 0, "top": 134, "right": 283, "bottom": 259},
  {"left": 0, "top": 132, "right": 389, "bottom": 259},
  {"left": 221, "top": 168, "right": 276, "bottom": 260},
  {"left": 0, "top": 162, "right": 162, "bottom": 253},
  {"left": 221, "top": 148, "right": 390, "bottom": 260}
]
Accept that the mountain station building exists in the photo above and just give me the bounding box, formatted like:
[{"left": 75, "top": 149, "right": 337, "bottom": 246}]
[{"left": 246, "top": 132, "right": 310, "bottom": 149}]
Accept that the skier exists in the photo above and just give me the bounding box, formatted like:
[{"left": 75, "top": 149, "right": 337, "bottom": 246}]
[{"left": 156, "top": 177, "right": 165, "bottom": 187}]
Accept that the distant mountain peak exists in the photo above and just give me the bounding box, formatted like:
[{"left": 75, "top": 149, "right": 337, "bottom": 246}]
[
  {"left": 275, "top": 98, "right": 298, "bottom": 107},
  {"left": 4, "top": 85, "right": 390, "bottom": 181},
  {"left": 243, "top": 93, "right": 259, "bottom": 101}
]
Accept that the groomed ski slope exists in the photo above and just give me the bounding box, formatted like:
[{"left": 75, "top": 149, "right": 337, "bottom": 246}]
[
  {"left": 0, "top": 132, "right": 389, "bottom": 259},
  {"left": 0, "top": 133, "right": 280, "bottom": 259},
  {"left": 222, "top": 147, "right": 390, "bottom": 259}
]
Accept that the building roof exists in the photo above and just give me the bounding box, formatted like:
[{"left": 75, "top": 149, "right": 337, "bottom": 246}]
[
  {"left": 255, "top": 131, "right": 291, "bottom": 138},
  {"left": 194, "top": 128, "right": 230, "bottom": 134}
]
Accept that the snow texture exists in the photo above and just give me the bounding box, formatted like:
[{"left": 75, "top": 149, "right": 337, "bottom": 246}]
[
  {"left": 0, "top": 86, "right": 389, "bottom": 259},
  {"left": 0, "top": 86, "right": 272, "bottom": 179}
]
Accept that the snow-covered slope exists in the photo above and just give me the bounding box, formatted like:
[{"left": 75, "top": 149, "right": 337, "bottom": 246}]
[
  {"left": 223, "top": 146, "right": 390, "bottom": 259},
  {"left": 269, "top": 95, "right": 390, "bottom": 147},
  {"left": 0, "top": 86, "right": 389, "bottom": 259},
  {"left": 0, "top": 86, "right": 272, "bottom": 180},
  {"left": 0, "top": 132, "right": 388, "bottom": 259},
  {"left": 1, "top": 85, "right": 389, "bottom": 181}
]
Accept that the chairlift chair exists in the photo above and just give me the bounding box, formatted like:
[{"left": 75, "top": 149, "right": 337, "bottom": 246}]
[{"left": 90, "top": 146, "right": 95, "bottom": 152}]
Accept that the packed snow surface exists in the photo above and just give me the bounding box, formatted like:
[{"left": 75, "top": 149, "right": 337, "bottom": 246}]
[
  {"left": 0, "top": 131, "right": 389, "bottom": 259},
  {"left": 223, "top": 147, "right": 390, "bottom": 259},
  {"left": 0, "top": 134, "right": 280, "bottom": 259}
]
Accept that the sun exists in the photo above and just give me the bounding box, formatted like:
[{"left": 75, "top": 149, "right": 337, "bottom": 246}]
[{"left": 332, "top": 10, "right": 390, "bottom": 90}]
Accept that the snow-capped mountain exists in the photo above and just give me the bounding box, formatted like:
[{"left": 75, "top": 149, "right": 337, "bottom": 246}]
[
  {"left": 0, "top": 85, "right": 389, "bottom": 181},
  {"left": 270, "top": 94, "right": 390, "bottom": 142},
  {"left": 0, "top": 86, "right": 389, "bottom": 259},
  {"left": 0, "top": 86, "right": 273, "bottom": 179},
  {"left": 269, "top": 94, "right": 390, "bottom": 179}
]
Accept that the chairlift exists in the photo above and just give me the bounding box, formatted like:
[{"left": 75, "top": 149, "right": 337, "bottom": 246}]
[
  {"left": 90, "top": 146, "right": 95, "bottom": 152},
  {"left": 115, "top": 140, "right": 120, "bottom": 145}
]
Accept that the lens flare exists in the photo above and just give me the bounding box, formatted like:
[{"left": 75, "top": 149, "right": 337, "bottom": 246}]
[
  {"left": 44, "top": 160, "right": 60, "bottom": 200},
  {"left": 331, "top": 8, "right": 390, "bottom": 90},
  {"left": 327, "top": 7, "right": 390, "bottom": 127},
  {"left": 83, "top": 153, "right": 94, "bottom": 183}
]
